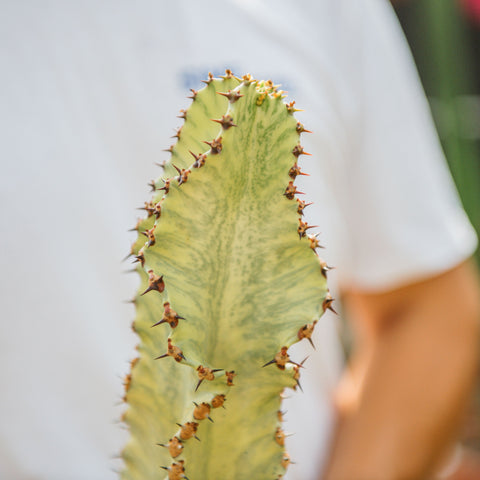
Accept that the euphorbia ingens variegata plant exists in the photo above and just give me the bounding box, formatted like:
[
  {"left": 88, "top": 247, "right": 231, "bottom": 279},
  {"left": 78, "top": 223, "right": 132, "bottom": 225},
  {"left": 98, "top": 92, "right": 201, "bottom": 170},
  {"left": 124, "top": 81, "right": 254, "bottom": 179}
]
[{"left": 122, "top": 70, "right": 332, "bottom": 480}]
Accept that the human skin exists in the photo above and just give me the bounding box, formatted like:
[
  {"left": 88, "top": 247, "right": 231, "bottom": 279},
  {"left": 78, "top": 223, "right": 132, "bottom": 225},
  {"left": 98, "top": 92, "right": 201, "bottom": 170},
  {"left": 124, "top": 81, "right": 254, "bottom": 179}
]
[{"left": 322, "top": 260, "right": 480, "bottom": 480}]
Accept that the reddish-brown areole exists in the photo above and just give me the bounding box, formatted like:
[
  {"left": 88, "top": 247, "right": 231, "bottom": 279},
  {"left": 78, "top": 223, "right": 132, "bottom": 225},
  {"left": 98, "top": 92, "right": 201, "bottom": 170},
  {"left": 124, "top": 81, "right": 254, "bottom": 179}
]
[
  {"left": 281, "top": 452, "right": 291, "bottom": 469},
  {"left": 225, "top": 370, "right": 236, "bottom": 386},
  {"left": 139, "top": 200, "right": 155, "bottom": 217},
  {"left": 193, "top": 402, "right": 212, "bottom": 421},
  {"left": 203, "top": 136, "right": 223, "bottom": 154},
  {"left": 173, "top": 165, "right": 191, "bottom": 185},
  {"left": 297, "top": 199, "right": 313, "bottom": 216},
  {"left": 133, "top": 248, "right": 145, "bottom": 268},
  {"left": 155, "top": 338, "right": 185, "bottom": 363},
  {"left": 152, "top": 302, "right": 185, "bottom": 328},
  {"left": 195, "top": 365, "right": 222, "bottom": 391},
  {"left": 142, "top": 227, "right": 156, "bottom": 247},
  {"left": 284, "top": 181, "right": 303, "bottom": 200},
  {"left": 158, "top": 177, "right": 171, "bottom": 194},
  {"left": 288, "top": 163, "right": 308, "bottom": 180},
  {"left": 217, "top": 90, "right": 244, "bottom": 103},
  {"left": 190, "top": 151, "right": 207, "bottom": 169},
  {"left": 140, "top": 269, "right": 165, "bottom": 296},
  {"left": 298, "top": 219, "right": 317, "bottom": 239},
  {"left": 296, "top": 121, "right": 312, "bottom": 134},
  {"left": 158, "top": 437, "right": 184, "bottom": 459},
  {"left": 172, "top": 126, "right": 182, "bottom": 140},
  {"left": 177, "top": 422, "right": 199, "bottom": 441},
  {"left": 275, "top": 427, "right": 286, "bottom": 446},
  {"left": 297, "top": 322, "right": 317, "bottom": 351},
  {"left": 211, "top": 394, "right": 226, "bottom": 409},
  {"left": 212, "top": 114, "right": 237, "bottom": 130},
  {"left": 292, "top": 144, "right": 311, "bottom": 158},
  {"left": 161, "top": 459, "right": 186, "bottom": 480},
  {"left": 323, "top": 292, "right": 337, "bottom": 314}
]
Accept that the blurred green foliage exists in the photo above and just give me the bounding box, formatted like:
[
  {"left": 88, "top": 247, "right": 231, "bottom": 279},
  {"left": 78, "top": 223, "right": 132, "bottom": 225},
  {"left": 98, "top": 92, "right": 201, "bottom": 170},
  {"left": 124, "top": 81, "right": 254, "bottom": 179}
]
[{"left": 394, "top": 0, "right": 480, "bottom": 261}]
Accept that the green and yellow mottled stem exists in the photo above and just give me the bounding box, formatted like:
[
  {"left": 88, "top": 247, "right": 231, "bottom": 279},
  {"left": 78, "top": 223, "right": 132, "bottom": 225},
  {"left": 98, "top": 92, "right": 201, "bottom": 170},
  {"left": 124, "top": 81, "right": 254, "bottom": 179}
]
[{"left": 121, "top": 70, "right": 329, "bottom": 480}]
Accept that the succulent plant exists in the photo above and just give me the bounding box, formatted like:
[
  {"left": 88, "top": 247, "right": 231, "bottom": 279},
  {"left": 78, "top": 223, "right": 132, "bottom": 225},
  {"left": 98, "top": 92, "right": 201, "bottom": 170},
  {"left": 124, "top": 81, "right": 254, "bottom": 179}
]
[{"left": 122, "top": 70, "right": 330, "bottom": 480}]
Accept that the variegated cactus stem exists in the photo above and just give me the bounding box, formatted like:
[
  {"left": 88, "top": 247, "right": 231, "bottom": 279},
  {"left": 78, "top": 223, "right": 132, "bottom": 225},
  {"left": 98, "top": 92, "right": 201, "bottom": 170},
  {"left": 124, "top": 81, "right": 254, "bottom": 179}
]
[{"left": 121, "top": 70, "right": 332, "bottom": 480}]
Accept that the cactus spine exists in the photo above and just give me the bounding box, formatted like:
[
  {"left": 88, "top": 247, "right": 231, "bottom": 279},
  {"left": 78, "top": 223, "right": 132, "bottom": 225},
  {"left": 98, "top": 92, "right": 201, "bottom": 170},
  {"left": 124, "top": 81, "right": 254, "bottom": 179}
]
[{"left": 122, "top": 71, "right": 329, "bottom": 480}]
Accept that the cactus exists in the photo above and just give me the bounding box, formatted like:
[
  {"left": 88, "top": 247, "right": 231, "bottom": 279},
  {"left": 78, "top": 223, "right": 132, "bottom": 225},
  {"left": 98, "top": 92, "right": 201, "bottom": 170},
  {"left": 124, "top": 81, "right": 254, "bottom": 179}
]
[{"left": 122, "top": 70, "right": 330, "bottom": 480}]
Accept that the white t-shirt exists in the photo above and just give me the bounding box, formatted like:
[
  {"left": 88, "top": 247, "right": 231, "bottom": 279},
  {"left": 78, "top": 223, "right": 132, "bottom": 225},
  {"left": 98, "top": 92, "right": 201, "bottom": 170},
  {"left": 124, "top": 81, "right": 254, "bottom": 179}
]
[{"left": 0, "top": 1, "right": 476, "bottom": 479}]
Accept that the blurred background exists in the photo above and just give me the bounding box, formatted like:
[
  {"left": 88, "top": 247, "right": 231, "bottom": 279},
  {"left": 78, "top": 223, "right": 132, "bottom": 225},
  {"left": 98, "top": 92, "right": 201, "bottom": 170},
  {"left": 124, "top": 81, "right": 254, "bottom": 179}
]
[{"left": 395, "top": 0, "right": 480, "bottom": 455}]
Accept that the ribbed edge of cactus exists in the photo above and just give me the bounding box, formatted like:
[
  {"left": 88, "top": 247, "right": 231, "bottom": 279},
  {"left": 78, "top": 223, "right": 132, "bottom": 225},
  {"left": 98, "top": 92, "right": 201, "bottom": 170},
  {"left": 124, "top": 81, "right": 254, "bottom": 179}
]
[{"left": 121, "top": 70, "right": 331, "bottom": 480}]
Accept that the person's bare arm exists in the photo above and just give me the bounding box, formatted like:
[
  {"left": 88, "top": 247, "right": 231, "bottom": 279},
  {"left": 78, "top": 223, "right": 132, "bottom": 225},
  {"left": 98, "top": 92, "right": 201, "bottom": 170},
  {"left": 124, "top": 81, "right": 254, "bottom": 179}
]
[{"left": 323, "top": 260, "right": 480, "bottom": 480}]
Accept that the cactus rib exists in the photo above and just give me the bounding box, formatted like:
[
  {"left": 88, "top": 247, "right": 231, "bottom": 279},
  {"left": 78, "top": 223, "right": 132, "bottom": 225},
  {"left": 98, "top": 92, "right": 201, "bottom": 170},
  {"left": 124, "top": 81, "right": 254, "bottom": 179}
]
[{"left": 121, "top": 71, "right": 329, "bottom": 480}]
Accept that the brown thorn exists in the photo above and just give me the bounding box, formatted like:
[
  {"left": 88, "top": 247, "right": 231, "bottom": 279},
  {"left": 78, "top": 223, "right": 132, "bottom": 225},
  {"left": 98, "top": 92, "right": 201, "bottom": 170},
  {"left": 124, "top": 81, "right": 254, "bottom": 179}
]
[
  {"left": 122, "top": 268, "right": 137, "bottom": 274},
  {"left": 286, "top": 101, "right": 299, "bottom": 114},
  {"left": 171, "top": 126, "right": 182, "bottom": 139},
  {"left": 147, "top": 180, "right": 156, "bottom": 192},
  {"left": 221, "top": 69, "right": 235, "bottom": 79},
  {"left": 275, "top": 427, "right": 286, "bottom": 446},
  {"left": 262, "top": 359, "right": 276, "bottom": 368},
  {"left": 196, "top": 366, "right": 221, "bottom": 391},
  {"left": 151, "top": 319, "right": 167, "bottom": 328},
  {"left": 203, "top": 137, "right": 222, "bottom": 154},
  {"left": 298, "top": 219, "right": 318, "bottom": 239},
  {"left": 309, "top": 233, "right": 324, "bottom": 251},
  {"left": 132, "top": 250, "right": 145, "bottom": 268},
  {"left": 137, "top": 200, "right": 155, "bottom": 217},
  {"left": 297, "top": 199, "right": 313, "bottom": 216},
  {"left": 140, "top": 270, "right": 165, "bottom": 295},
  {"left": 127, "top": 218, "right": 141, "bottom": 232},
  {"left": 297, "top": 321, "right": 317, "bottom": 349},
  {"left": 242, "top": 73, "right": 254, "bottom": 85},
  {"left": 158, "top": 177, "right": 171, "bottom": 194},
  {"left": 155, "top": 339, "right": 185, "bottom": 362},
  {"left": 296, "top": 121, "right": 312, "bottom": 134},
  {"left": 190, "top": 151, "right": 207, "bottom": 168},
  {"left": 217, "top": 90, "right": 244, "bottom": 103},
  {"left": 318, "top": 257, "right": 333, "bottom": 277},
  {"left": 292, "top": 144, "right": 311, "bottom": 158},
  {"left": 176, "top": 168, "right": 191, "bottom": 185},
  {"left": 211, "top": 115, "right": 236, "bottom": 130},
  {"left": 288, "top": 164, "right": 309, "bottom": 180},
  {"left": 142, "top": 226, "right": 156, "bottom": 247},
  {"left": 202, "top": 72, "right": 215, "bottom": 85},
  {"left": 323, "top": 293, "right": 337, "bottom": 314},
  {"left": 284, "top": 181, "right": 303, "bottom": 200},
  {"left": 263, "top": 346, "right": 292, "bottom": 370},
  {"left": 122, "top": 251, "right": 133, "bottom": 262}
]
